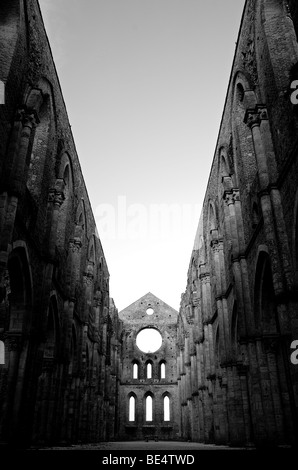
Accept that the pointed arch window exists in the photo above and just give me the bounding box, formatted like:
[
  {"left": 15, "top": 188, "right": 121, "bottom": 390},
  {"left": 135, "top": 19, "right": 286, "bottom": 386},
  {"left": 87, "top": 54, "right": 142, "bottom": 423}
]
[
  {"left": 129, "top": 395, "right": 136, "bottom": 422},
  {"left": 146, "top": 395, "right": 153, "bottom": 421},
  {"left": 254, "top": 252, "right": 278, "bottom": 334},
  {"left": 146, "top": 362, "right": 152, "bottom": 379},
  {"left": 160, "top": 361, "right": 166, "bottom": 379},
  {"left": 133, "top": 362, "right": 138, "bottom": 379},
  {"left": 164, "top": 395, "right": 170, "bottom": 421}
]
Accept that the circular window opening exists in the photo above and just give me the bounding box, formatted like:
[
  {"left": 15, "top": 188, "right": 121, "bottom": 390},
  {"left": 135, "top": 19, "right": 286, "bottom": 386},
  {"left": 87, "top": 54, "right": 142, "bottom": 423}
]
[
  {"left": 136, "top": 328, "right": 162, "bottom": 353},
  {"left": 146, "top": 307, "right": 154, "bottom": 315}
]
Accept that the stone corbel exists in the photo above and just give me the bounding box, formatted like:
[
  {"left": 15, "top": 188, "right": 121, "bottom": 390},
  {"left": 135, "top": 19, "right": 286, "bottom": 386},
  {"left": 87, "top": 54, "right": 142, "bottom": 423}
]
[{"left": 244, "top": 104, "right": 268, "bottom": 128}]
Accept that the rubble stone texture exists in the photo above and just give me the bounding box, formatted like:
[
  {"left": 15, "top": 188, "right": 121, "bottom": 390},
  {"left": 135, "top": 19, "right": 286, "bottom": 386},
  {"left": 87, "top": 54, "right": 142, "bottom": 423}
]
[{"left": 0, "top": 0, "right": 298, "bottom": 448}]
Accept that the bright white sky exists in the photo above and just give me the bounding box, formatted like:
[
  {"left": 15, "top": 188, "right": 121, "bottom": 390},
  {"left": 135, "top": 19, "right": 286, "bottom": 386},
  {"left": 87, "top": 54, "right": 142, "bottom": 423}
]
[{"left": 38, "top": 0, "right": 245, "bottom": 312}]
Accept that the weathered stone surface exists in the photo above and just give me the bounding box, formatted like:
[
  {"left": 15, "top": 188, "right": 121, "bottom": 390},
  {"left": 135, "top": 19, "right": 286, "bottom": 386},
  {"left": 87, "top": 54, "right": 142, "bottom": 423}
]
[
  {"left": 1, "top": 0, "right": 298, "bottom": 450},
  {"left": 0, "top": 0, "right": 121, "bottom": 447},
  {"left": 177, "top": 0, "right": 298, "bottom": 448},
  {"left": 118, "top": 292, "right": 179, "bottom": 441}
]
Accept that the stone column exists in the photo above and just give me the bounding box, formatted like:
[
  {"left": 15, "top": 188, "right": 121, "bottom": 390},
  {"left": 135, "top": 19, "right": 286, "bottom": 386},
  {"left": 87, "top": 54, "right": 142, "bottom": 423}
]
[
  {"left": 0, "top": 109, "right": 37, "bottom": 277},
  {"left": 224, "top": 189, "right": 252, "bottom": 337},
  {"left": 245, "top": 106, "right": 284, "bottom": 293},
  {"left": 47, "top": 184, "right": 65, "bottom": 259}
]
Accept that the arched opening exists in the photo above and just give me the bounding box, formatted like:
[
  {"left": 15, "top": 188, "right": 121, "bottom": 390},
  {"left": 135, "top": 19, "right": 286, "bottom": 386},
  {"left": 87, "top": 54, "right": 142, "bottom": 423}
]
[
  {"left": 254, "top": 252, "right": 278, "bottom": 334},
  {"left": 136, "top": 328, "right": 162, "bottom": 353},
  {"left": 129, "top": 395, "right": 136, "bottom": 422},
  {"left": 145, "top": 394, "right": 153, "bottom": 422},
  {"left": 163, "top": 395, "right": 170, "bottom": 421},
  {"left": 44, "top": 297, "right": 59, "bottom": 360},
  {"left": 7, "top": 247, "right": 32, "bottom": 333},
  {"left": 26, "top": 92, "right": 53, "bottom": 200},
  {"left": 220, "top": 154, "right": 230, "bottom": 178},
  {"left": 236, "top": 82, "right": 245, "bottom": 103},
  {"left": 160, "top": 361, "right": 166, "bottom": 379},
  {"left": 208, "top": 203, "right": 217, "bottom": 232},
  {"left": 232, "top": 75, "right": 257, "bottom": 192},
  {"left": 132, "top": 362, "right": 138, "bottom": 379},
  {"left": 1, "top": 245, "right": 33, "bottom": 441},
  {"left": 146, "top": 362, "right": 152, "bottom": 379},
  {"left": 56, "top": 159, "right": 73, "bottom": 253}
]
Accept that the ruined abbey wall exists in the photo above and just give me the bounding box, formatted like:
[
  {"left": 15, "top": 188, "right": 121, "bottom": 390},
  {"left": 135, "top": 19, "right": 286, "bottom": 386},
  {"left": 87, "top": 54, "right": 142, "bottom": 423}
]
[
  {"left": 118, "top": 293, "right": 179, "bottom": 441},
  {"left": 177, "top": 0, "right": 298, "bottom": 447},
  {"left": 1, "top": 0, "right": 298, "bottom": 450},
  {"left": 0, "top": 0, "right": 121, "bottom": 446}
]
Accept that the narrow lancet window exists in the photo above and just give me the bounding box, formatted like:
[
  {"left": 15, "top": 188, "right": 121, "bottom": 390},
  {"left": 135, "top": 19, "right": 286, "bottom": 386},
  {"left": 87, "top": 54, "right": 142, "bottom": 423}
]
[
  {"left": 146, "top": 395, "right": 153, "bottom": 421},
  {"left": 129, "top": 396, "right": 135, "bottom": 421},
  {"left": 133, "top": 362, "right": 138, "bottom": 379},
  {"left": 164, "top": 396, "right": 170, "bottom": 421}
]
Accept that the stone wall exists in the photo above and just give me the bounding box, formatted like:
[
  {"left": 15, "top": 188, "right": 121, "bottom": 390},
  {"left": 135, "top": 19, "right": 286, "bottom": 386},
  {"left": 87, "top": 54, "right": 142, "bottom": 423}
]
[
  {"left": 0, "top": 0, "right": 121, "bottom": 447},
  {"left": 118, "top": 293, "right": 180, "bottom": 441},
  {"left": 177, "top": 0, "right": 298, "bottom": 447}
]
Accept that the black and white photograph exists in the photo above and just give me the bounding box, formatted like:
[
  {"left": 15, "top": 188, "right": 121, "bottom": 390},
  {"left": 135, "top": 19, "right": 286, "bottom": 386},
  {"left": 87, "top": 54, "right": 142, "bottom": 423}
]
[{"left": 0, "top": 0, "right": 297, "bottom": 464}]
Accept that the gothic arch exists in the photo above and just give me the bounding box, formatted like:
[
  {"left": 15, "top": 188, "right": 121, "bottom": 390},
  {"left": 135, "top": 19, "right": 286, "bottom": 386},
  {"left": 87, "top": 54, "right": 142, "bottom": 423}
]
[
  {"left": 231, "top": 72, "right": 258, "bottom": 191},
  {"left": 0, "top": 243, "right": 33, "bottom": 441},
  {"left": 128, "top": 392, "right": 137, "bottom": 422},
  {"left": 87, "top": 235, "right": 96, "bottom": 264},
  {"left": 162, "top": 392, "right": 171, "bottom": 421},
  {"left": 208, "top": 200, "right": 218, "bottom": 232},
  {"left": 25, "top": 79, "right": 57, "bottom": 201},
  {"left": 132, "top": 360, "right": 139, "bottom": 379},
  {"left": 7, "top": 244, "right": 33, "bottom": 333},
  {"left": 219, "top": 149, "right": 230, "bottom": 179},
  {"left": 75, "top": 198, "right": 87, "bottom": 239},
  {"left": 55, "top": 153, "right": 74, "bottom": 252},
  {"left": 254, "top": 249, "right": 278, "bottom": 334},
  {"left": 145, "top": 359, "right": 153, "bottom": 379},
  {"left": 144, "top": 392, "right": 154, "bottom": 422},
  {"left": 43, "top": 295, "right": 60, "bottom": 361},
  {"left": 159, "top": 360, "right": 166, "bottom": 379}
]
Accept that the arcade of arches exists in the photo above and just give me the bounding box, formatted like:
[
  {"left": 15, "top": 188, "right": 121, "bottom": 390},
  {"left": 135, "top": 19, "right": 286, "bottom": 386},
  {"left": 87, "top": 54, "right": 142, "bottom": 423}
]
[{"left": 1, "top": 0, "right": 298, "bottom": 448}]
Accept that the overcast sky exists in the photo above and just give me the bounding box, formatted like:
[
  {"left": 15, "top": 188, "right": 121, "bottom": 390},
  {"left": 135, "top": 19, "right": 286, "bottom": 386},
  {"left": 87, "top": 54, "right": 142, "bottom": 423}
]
[{"left": 38, "top": 0, "right": 245, "bottom": 312}]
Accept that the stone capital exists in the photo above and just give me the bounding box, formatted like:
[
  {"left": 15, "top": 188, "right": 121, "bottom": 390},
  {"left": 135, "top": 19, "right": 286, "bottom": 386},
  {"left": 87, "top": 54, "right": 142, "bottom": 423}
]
[
  {"left": 244, "top": 105, "right": 268, "bottom": 128},
  {"left": 48, "top": 188, "right": 65, "bottom": 207}
]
